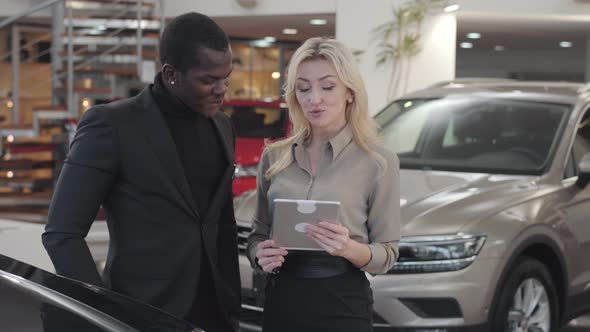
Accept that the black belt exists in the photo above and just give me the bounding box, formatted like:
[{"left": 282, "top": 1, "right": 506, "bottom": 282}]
[{"left": 278, "top": 251, "right": 357, "bottom": 278}]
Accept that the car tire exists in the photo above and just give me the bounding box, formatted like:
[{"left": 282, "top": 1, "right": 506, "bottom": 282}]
[{"left": 489, "top": 257, "right": 559, "bottom": 332}]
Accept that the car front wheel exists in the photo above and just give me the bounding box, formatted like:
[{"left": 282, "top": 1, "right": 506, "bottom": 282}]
[{"left": 489, "top": 257, "right": 559, "bottom": 332}]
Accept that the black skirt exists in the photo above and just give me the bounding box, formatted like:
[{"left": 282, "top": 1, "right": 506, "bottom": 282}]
[{"left": 262, "top": 254, "right": 373, "bottom": 332}]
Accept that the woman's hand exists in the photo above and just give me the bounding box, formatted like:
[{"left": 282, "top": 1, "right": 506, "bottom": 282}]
[
  {"left": 255, "top": 240, "right": 288, "bottom": 273},
  {"left": 307, "top": 221, "right": 371, "bottom": 267},
  {"left": 307, "top": 221, "right": 350, "bottom": 255}
]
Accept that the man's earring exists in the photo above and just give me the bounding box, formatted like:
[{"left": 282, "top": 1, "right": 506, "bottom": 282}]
[{"left": 170, "top": 81, "right": 175, "bottom": 85}]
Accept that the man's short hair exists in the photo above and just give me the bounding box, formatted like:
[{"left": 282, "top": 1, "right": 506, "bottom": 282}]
[{"left": 159, "top": 12, "right": 230, "bottom": 72}]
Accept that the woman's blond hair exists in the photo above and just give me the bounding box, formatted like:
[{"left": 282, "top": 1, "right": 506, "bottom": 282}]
[{"left": 265, "top": 37, "right": 383, "bottom": 179}]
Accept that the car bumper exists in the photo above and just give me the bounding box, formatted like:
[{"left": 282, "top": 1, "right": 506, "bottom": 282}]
[{"left": 369, "top": 257, "right": 501, "bottom": 330}]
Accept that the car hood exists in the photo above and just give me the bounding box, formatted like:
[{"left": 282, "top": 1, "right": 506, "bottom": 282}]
[
  {"left": 399, "top": 169, "right": 538, "bottom": 236},
  {"left": 234, "top": 169, "right": 540, "bottom": 237}
]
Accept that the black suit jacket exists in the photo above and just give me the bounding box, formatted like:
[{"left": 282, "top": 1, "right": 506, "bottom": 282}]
[{"left": 42, "top": 87, "right": 241, "bottom": 330}]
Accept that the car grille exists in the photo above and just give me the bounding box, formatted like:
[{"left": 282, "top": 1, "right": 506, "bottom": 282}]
[{"left": 237, "top": 221, "right": 252, "bottom": 254}]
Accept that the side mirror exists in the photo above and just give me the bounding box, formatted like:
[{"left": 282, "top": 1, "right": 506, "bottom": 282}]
[{"left": 576, "top": 153, "right": 590, "bottom": 188}]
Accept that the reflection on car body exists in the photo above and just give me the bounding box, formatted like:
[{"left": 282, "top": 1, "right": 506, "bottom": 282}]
[
  {"left": 0, "top": 253, "right": 201, "bottom": 332},
  {"left": 235, "top": 81, "right": 590, "bottom": 332}
]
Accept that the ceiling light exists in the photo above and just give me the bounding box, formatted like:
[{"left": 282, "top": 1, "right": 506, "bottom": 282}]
[
  {"left": 309, "top": 19, "right": 327, "bottom": 25},
  {"left": 67, "top": 1, "right": 87, "bottom": 9},
  {"left": 6, "top": 135, "right": 14, "bottom": 143},
  {"left": 447, "top": 83, "right": 465, "bottom": 88},
  {"left": 466, "top": 32, "right": 481, "bottom": 39},
  {"left": 5, "top": 100, "right": 14, "bottom": 109},
  {"left": 252, "top": 39, "right": 271, "bottom": 47},
  {"left": 82, "top": 99, "right": 91, "bottom": 108},
  {"left": 404, "top": 101, "right": 413, "bottom": 108},
  {"left": 460, "top": 42, "right": 473, "bottom": 49},
  {"left": 97, "top": 25, "right": 107, "bottom": 31},
  {"left": 444, "top": 4, "right": 460, "bottom": 12},
  {"left": 560, "top": 41, "right": 573, "bottom": 48},
  {"left": 494, "top": 45, "right": 505, "bottom": 51},
  {"left": 264, "top": 36, "right": 276, "bottom": 43},
  {"left": 88, "top": 28, "right": 104, "bottom": 35},
  {"left": 271, "top": 72, "right": 281, "bottom": 79},
  {"left": 282, "top": 28, "right": 298, "bottom": 35},
  {"left": 6, "top": 171, "right": 14, "bottom": 179}
]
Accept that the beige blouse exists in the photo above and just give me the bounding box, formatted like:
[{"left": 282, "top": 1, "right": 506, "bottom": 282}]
[{"left": 246, "top": 126, "right": 401, "bottom": 274}]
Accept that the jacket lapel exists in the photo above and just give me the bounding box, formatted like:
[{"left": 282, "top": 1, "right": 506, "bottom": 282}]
[
  {"left": 202, "top": 115, "right": 235, "bottom": 223},
  {"left": 212, "top": 114, "right": 234, "bottom": 166},
  {"left": 136, "top": 87, "right": 201, "bottom": 221},
  {"left": 202, "top": 114, "right": 236, "bottom": 267}
]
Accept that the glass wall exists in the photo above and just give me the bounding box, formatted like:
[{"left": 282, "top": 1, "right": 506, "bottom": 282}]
[{"left": 228, "top": 39, "right": 299, "bottom": 101}]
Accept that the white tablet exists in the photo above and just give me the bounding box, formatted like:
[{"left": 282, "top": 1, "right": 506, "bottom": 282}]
[{"left": 271, "top": 198, "right": 341, "bottom": 250}]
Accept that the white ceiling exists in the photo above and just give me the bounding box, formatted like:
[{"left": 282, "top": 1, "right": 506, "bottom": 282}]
[
  {"left": 213, "top": 12, "right": 589, "bottom": 53},
  {"left": 213, "top": 13, "right": 335, "bottom": 43},
  {"left": 457, "top": 15, "right": 590, "bottom": 51}
]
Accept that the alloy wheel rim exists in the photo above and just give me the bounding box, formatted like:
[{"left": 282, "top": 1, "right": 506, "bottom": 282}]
[{"left": 507, "top": 278, "right": 551, "bottom": 332}]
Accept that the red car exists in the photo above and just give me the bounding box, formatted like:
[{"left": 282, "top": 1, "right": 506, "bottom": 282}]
[{"left": 221, "top": 100, "right": 290, "bottom": 196}]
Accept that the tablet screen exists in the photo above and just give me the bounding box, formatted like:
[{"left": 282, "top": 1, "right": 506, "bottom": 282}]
[{"left": 271, "top": 199, "right": 341, "bottom": 250}]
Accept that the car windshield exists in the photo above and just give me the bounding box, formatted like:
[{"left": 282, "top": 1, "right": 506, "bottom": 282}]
[
  {"left": 222, "top": 106, "right": 288, "bottom": 139},
  {"left": 375, "top": 96, "right": 571, "bottom": 175}
]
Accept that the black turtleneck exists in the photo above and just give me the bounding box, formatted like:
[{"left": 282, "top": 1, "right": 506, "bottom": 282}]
[
  {"left": 151, "top": 73, "right": 229, "bottom": 329},
  {"left": 150, "top": 73, "right": 226, "bottom": 218}
]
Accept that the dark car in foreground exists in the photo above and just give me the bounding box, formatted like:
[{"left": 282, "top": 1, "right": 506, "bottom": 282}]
[{"left": 0, "top": 253, "right": 201, "bottom": 332}]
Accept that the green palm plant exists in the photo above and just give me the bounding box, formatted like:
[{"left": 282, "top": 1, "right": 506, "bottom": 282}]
[{"left": 372, "top": 0, "right": 447, "bottom": 101}]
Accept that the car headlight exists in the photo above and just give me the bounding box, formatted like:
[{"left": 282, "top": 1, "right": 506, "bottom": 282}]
[
  {"left": 234, "top": 164, "right": 258, "bottom": 178},
  {"left": 389, "top": 233, "right": 486, "bottom": 274}
]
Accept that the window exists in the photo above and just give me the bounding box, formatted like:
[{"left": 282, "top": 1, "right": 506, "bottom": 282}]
[
  {"left": 572, "top": 111, "right": 590, "bottom": 164},
  {"left": 377, "top": 96, "right": 571, "bottom": 175},
  {"left": 378, "top": 99, "right": 429, "bottom": 154},
  {"left": 228, "top": 40, "right": 298, "bottom": 101},
  {"left": 568, "top": 109, "right": 590, "bottom": 177},
  {"left": 222, "top": 105, "right": 288, "bottom": 139}
]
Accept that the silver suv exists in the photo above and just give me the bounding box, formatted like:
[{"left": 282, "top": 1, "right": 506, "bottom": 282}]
[{"left": 235, "top": 81, "right": 590, "bottom": 332}]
